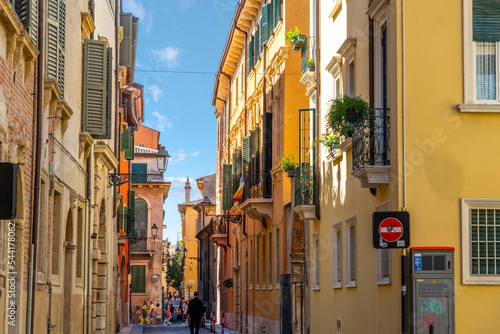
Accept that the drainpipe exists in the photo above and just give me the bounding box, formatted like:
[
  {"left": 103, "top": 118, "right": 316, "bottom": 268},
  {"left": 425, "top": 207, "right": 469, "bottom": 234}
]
[
  {"left": 28, "top": 0, "right": 44, "bottom": 331},
  {"left": 86, "top": 156, "right": 92, "bottom": 334}
]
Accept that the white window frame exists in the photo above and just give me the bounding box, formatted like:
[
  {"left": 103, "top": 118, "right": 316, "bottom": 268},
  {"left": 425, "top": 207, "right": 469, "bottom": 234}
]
[
  {"left": 376, "top": 200, "right": 391, "bottom": 285},
  {"left": 345, "top": 216, "right": 356, "bottom": 288},
  {"left": 459, "top": 0, "right": 500, "bottom": 112},
  {"left": 461, "top": 198, "right": 500, "bottom": 285},
  {"left": 337, "top": 38, "right": 357, "bottom": 97},
  {"left": 312, "top": 232, "right": 320, "bottom": 290},
  {"left": 332, "top": 222, "right": 342, "bottom": 289}
]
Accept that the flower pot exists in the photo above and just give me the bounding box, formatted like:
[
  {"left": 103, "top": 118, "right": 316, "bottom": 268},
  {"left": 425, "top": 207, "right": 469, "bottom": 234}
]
[
  {"left": 292, "top": 34, "right": 307, "bottom": 50},
  {"left": 347, "top": 109, "right": 360, "bottom": 123},
  {"left": 286, "top": 170, "right": 297, "bottom": 178},
  {"left": 307, "top": 64, "right": 315, "bottom": 72}
]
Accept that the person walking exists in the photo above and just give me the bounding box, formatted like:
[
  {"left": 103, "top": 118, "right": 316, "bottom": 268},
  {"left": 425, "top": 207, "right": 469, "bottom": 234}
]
[
  {"left": 148, "top": 301, "right": 155, "bottom": 325},
  {"left": 140, "top": 301, "right": 148, "bottom": 324},
  {"left": 187, "top": 292, "right": 204, "bottom": 334},
  {"left": 182, "top": 298, "right": 189, "bottom": 328}
]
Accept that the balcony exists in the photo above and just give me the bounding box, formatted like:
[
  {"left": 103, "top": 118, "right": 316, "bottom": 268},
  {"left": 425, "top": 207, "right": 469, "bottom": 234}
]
[
  {"left": 210, "top": 218, "right": 228, "bottom": 249},
  {"left": 239, "top": 169, "right": 273, "bottom": 221},
  {"left": 299, "top": 42, "right": 317, "bottom": 100},
  {"left": 294, "top": 164, "right": 316, "bottom": 220},
  {"left": 351, "top": 108, "right": 390, "bottom": 188}
]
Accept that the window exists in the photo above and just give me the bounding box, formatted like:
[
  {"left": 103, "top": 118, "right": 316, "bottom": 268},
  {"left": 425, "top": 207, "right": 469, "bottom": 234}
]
[
  {"left": 131, "top": 265, "right": 146, "bottom": 293},
  {"left": 256, "top": 236, "right": 260, "bottom": 289},
  {"left": 332, "top": 223, "right": 342, "bottom": 288},
  {"left": 262, "top": 234, "right": 266, "bottom": 288},
  {"left": 250, "top": 238, "right": 253, "bottom": 288},
  {"left": 51, "top": 190, "right": 62, "bottom": 276},
  {"left": 461, "top": 0, "right": 500, "bottom": 109},
  {"left": 275, "top": 228, "right": 280, "bottom": 287},
  {"left": 376, "top": 201, "right": 391, "bottom": 285},
  {"left": 131, "top": 198, "right": 148, "bottom": 252},
  {"left": 313, "top": 232, "right": 320, "bottom": 290},
  {"left": 268, "top": 232, "right": 273, "bottom": 288},
  {"left": 76, "top": 206, "right": 83, "bottom": 279},
  {"left": 348, "top": 61, "right": 355, "bottom": 96},
  {"left": 461, "top": 198, "right": 500, "bottom": 284},
  {"left": 337, "top": 38, "right": 356, "bottom": 97},
  {"left": 132, "top": 163, "right": 148, "bottom": 182},
  {"left": 345, "top": 217, "right": 356, "bottom": 287}
]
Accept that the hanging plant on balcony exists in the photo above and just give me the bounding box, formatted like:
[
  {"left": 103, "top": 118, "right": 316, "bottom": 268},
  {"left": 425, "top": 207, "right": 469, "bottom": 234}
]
[
  {"left": 223, "top": 278, "right": 233, "bottom": 289},
  {"left": 312, "top": 132, "right": 341, "bottom": 152},
  {"left": 285, "top": 27, "right": 307, "bottom": 51},
  {"left": 307, "top": 58, "right": 315, "bottom": 72},
  {"left": 326, "top": 95, "right": 369, "bottom": 138},
  {"left": 276, "top": 154, "right": 298, "bottom": 177}
]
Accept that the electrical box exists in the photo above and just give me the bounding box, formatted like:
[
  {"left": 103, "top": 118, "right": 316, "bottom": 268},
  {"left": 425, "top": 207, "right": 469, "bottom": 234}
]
[
  {"left": 410, "top": 248, "right": 455, "bottom": 334},
  {"left": 0, "top": 163, "right": 18, "bottom": 220}
]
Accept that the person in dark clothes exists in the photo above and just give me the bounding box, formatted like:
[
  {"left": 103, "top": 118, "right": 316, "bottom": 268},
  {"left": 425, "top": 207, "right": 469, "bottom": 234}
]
[{"left": 187, "top": 292, "right": 204, "bottom": 334}]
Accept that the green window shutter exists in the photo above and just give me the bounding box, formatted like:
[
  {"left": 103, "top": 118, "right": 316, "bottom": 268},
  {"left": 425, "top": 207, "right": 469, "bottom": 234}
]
[
  {"left": 247, "top": 39, "right": 253, "bottom": 75},
  {"left": 82, "top": 39, "right": 107, "bottom": 136},
  {"left": 262, "top": 4, "right": 269, "bottom": 45},
  {"left": 128, "top": 190, "right": 135, "bottom": 236},
  {"left": 473, "top": 0, "right": 500, "bottom": 42},
  {"left": 46, "top": 0, "right": 59, "bottom": 82},
  {"left": 258, "top": 20, "right": 263, "bottom": 55},
  {"left": 94, "top": 48, "right": 113, "bottom": 139},
  {"left": 15, "top": 0, "right": 38, "bottom": 47},
  {"left": 120, "top": 13, "right": 133, "bottom": 67},
  {"left": 131, "top": 265, "right": 146, "bottom": 293},
  {"left": 222, "top": 164, "right": 233, "bottom": 210},
  {"left": 121, "top": 127, "right": 131, "bottom": 151},
  {"left": 57, "top": 0, "right": 65, "bottom": 95},
  {"left": 243, "top": 136, "right": 251, "bottom": 163},
  {"left": 132, "top": 163, "right": 147, "bottom": 182},
  {"left": 273, "top": 0, "right": 281, "bottom": 27},
  {"left": 119, "top": 200, "right": 124, "bottom": 231},
  {"left": 253, "top": 30, "right": 259, "bottom": 65},
  {"left": 125, "top": 130, "right": 135, "bottom": 160},
  {"left": 236, "top": 146, "right": 242, "bottom": 180}
]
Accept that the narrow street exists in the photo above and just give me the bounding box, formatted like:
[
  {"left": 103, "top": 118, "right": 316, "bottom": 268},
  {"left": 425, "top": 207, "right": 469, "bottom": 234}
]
[{"left": 119, "top": 318, "right": 236, "bottom": 334}]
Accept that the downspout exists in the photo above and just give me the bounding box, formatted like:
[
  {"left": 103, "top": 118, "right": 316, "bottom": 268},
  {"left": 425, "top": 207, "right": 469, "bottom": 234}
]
[
  {"left": 86, "top": 156, "right": 92, "bottom": 334},
  {"left": 28, "top": 0, "right": 44, "bottom": 331}
]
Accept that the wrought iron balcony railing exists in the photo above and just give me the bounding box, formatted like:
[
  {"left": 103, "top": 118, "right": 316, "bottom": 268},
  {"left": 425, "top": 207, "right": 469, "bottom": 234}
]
[
  {"left": 295, "top": 164, "right": 315, "bottom": 207},
  {"left": 242, "top": 168, "right": 273, "bottom": 202},
  {"left": 352, "top": 108, "right": 390, "bottom": 171}
]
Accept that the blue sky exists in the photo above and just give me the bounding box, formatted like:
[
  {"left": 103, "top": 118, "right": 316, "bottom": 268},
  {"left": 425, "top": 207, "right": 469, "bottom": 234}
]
[{"left": 122, "top": 0, "right": 237, "bottom": 243}]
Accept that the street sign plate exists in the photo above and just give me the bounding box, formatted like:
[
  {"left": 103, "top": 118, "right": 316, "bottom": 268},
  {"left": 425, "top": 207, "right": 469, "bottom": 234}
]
[
  {"left": 373, "top": 211, "right": 410, "bottom": 249},
  {"left": 186, "top": 285, "right": 192, "bottom": 289}
]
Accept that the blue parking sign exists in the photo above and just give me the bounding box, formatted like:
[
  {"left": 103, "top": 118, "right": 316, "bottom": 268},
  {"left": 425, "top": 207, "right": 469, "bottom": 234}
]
[{"left": 414, "top": 254, "right": 421, "bottom": 271}]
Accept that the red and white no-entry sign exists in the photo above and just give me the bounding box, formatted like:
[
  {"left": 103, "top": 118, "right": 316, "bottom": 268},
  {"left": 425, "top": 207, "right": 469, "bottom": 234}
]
[
  {"left": 373, "top": 211, "right": 410, "bottom": 249},
  {"left": 379, "top": 218, "right": 404, "bottom": 242}
]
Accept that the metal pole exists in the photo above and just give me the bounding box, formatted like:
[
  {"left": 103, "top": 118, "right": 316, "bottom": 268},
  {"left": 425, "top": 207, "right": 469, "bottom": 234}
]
[{"left": 402, "top": 251, "right": 408, "bottom": 334}]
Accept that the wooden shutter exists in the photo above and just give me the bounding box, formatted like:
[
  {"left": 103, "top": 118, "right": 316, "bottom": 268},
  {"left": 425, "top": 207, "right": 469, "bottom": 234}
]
[
  {"left": 57, "top": 0, "right": 65, "bottom": 95},
  {"left": 243, "top": 136, "right": 251, "bottom": 163},
  {"left": 94, "top": 48, "right": 113, "bottom": 139},
  {"left": 120, "top": 13, "right": 133, "bottom": 67},
  {"left": 131, "top": 265, "right": 146, "bottom": 293},
  {"left": 82, "top": 39, "right": 107, "bottom": 136},
  {"left": 132, "top": 163, "right": 147, "bottom": 182},
  {"left": 253, "top": 30, "right": 259, "bottom": 65},
  {"left": 263, "top": 113, "right": 273, "bottom": 198},
  {"left": 121, "top": 127, "right": 131, "bottom": 151},
  {"left": 128, "top": 190, "right": 135, "bottom": 236},
  {"left": 15, "top": 0, "right": 38, "bottom": 47},
  {"left": 118, "top": 200, "right": 124, "bottom": 232},
  {"left": 222, "top": 164, "right": 233, "bottom": 210},
  {"left": 125, "top": 129, "right": 135, "bottom": 160},
  {"left": 273, "top": 0, "right": 281, "bottom": 27},
  {"left": 247, "top": 39, "right": 253, "bottom": 75},
  {"left": 235, "top": 147, "right": 242, "bottom": 194},
  {"left": 261, "top": 4, "right": 269, "bottom": 45},
  {"left": 473, "top": 0, "right": 500, "bottom": 42},
  {"left": 46, "top": 0, "right": 59, "bottom": 83},
  {"left": 258, "top": 19, "right": 263, "bottom": 55}
]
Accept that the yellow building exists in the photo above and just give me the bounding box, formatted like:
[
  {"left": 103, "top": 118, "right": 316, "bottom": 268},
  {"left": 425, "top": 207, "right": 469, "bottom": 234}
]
[
  {"left": 178, "top": 178, "right": 200, "bottom": 299},
  {"left": 305, "top": 0, "right": 500, "bottom": 333},
  {"left": 212, "top": 0, "right": 310, "bottom": 332}
]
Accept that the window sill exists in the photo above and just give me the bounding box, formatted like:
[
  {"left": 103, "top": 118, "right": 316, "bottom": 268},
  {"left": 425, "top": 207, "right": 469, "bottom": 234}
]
[
  {"left": 338, "top": 137, "right": 352, "bottom": 151},
  {"left": 346, "top": 281, "right": 356, "bottom": 288},
  {"left": 462, "top": 275, "right": 500, "bottom": 285},
  {"left": 376, "top": 277, "right": 391, "bottom": 286},
  {"left": 312, "top": 285, "right": 320, "bottom": 291},
  {"left": 333, "top": 283, "right": 342, "bottom": 289},
  {"left": 456, "top": 104, "right": 500, "bottom": 113}
]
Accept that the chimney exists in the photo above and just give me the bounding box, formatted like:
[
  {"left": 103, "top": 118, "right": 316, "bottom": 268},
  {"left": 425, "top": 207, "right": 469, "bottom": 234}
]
[{"left": 185, "top": 177, "right": 191, "bottom": 202}]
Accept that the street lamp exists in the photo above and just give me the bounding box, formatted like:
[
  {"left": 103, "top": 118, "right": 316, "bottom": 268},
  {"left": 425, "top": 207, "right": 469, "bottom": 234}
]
[
  {"left": 151, "top": 223, "right": 159, "bottom": 239},
  {"left": 108, "top": 146, "right": 171, "bottom": 187}
]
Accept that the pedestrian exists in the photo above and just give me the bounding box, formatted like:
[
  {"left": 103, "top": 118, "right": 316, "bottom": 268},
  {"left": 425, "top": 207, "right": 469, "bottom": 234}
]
[
  {"left": 148, "top": 301, "right": 155, "bottom": 325},
  {"left": 183, "top": 298, "right": 189, "bottom": 328},
  {"left": 187, "top": 292, "right": 204, "bottom": 334},
  {"left": 165, "top": 304, "right": 173, "bottom": 325},
  {"left": 141, "top": 301, "right": 148, "bottom": 324}
]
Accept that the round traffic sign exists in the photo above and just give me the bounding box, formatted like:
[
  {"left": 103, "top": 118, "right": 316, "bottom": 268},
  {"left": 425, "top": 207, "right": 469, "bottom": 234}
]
[{"left": 379, "top": 218, "right": 403, "bottom": 242}]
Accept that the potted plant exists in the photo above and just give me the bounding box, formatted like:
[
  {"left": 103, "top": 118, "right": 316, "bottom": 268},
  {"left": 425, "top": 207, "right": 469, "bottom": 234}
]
[
  {"left": 285, "top": 27, "right": 307, "bottom": 51},
  {"left": 307, "top": 58, "right": 315, "bottom": 71},
  {"left": 312, "top": 132, "right": 340, "bottom": 152},
  {"left": 326, "top": 95, "right": 369, "bottom": 138},
  {"left": 223, "top": 278, "right": 233, "bottom": 289},
  {"left": 276, "top": 154, "right": 298, "bottom": 177}
]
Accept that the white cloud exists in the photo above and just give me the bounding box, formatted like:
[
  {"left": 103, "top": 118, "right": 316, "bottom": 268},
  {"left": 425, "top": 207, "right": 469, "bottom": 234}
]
[
  {"left": 164, "top": 176, "right": 202, "bottom": 199},
  {"left": 147, "top": 85, "right": 163, "bottom": 102},
  {"left": 178, "top": 0, "right": 196, "bottom": 10},
  {"left": 123, "top": 0, "right": 153, "bottom": 34},
  {"left": 169, "top": 150, "right": 201, "bottom": 165},
  {"left": 152, "top": 46, "right": 183, "bottom": 68},
  {"left": 151, "top": 111, "right": 173, "bottom": 131}
]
